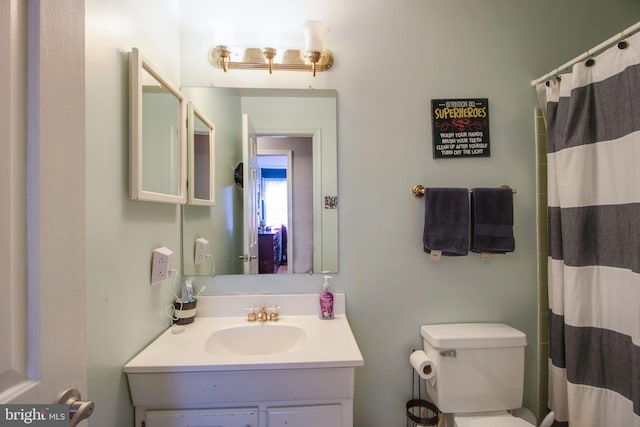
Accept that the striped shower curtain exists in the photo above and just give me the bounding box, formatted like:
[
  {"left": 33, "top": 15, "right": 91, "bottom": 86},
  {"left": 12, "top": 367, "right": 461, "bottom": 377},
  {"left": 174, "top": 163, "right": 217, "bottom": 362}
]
[{"left": 542, "top": 31, "right": 640, "bottom": 427}]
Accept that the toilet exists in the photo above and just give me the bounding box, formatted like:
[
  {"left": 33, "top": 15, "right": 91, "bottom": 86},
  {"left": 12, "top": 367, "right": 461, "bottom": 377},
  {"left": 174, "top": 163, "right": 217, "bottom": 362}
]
[{"left": 420, "top": 323, "right": 533, "bottom": 427}]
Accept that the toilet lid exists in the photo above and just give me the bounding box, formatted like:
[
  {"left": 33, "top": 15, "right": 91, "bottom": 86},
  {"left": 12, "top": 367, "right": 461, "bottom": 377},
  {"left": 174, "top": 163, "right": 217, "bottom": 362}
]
[{"left": 455, "top": 414, "right": 534, "bottom": 427}]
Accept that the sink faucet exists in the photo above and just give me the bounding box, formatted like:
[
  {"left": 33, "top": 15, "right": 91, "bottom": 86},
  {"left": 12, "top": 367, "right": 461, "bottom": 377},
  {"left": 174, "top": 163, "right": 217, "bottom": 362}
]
[
  {"left": 247, "top": 305, "right": 280, "bottom": 322},
  {"left": 257, "top": 306, "right": 269, "bottom": 322}
]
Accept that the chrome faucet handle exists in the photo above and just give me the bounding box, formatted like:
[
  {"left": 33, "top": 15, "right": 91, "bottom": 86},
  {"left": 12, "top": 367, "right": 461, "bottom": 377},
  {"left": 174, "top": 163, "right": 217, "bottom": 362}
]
[
  {"left": 268, "top": 305, "right": 280, "bottom": 321},
  {"left": 245, "top": 305, "right": 258, "bottom": 322}
]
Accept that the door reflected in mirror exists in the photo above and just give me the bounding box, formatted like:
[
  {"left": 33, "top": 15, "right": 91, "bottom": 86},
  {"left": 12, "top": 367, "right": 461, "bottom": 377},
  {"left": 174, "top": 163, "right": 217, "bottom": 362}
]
[
  {"left": 257, "top": 139, "right": 312, "bottom": 275},
  {"left": 181, "top": 88, "right": 337, "bottom": 276}
]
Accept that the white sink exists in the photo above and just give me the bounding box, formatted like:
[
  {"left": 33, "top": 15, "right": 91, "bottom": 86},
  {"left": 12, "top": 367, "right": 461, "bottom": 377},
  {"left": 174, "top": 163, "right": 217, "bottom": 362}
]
[
  {"left": 205, "top": 323, "right": 306, "bottom": 355},
  {"left": 124, "top": 294, "right": 363, "bottom": 372},
  {"left": 124, "top": 294, "right": 364, "bottom": 426}
]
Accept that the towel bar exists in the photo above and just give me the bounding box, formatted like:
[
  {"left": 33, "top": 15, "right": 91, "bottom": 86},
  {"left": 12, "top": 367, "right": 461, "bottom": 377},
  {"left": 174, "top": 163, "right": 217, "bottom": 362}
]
[{"left": 412, "top": 184, "right": 517, "bottom": 198}]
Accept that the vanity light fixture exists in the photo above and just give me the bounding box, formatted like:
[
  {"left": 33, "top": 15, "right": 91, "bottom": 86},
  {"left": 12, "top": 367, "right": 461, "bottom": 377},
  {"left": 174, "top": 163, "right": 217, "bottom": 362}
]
[{"left": 208, "top": 20, "right": 333, "bottom": 76}]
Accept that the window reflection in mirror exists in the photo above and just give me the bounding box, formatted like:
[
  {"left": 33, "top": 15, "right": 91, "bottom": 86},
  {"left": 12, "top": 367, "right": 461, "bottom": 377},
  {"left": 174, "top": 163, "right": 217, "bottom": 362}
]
[{"left": 181, "top": 88, "right": 337, "bottom": 277}]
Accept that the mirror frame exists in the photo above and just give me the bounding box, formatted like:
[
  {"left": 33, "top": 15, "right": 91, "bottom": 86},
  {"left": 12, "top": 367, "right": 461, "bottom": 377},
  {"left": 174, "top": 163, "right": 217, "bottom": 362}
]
[
  {"left": 129, "top": 47, "right": 187, "bottom": 204},
  {"left": 187, "top": 103, "right": 216, "bottom": 206}
]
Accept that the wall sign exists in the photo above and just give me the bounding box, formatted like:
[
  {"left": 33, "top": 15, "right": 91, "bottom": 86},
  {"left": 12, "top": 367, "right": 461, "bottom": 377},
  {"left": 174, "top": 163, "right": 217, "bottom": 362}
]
[{"left": 431, "top": 98, "right": 490, "bottom": 159}]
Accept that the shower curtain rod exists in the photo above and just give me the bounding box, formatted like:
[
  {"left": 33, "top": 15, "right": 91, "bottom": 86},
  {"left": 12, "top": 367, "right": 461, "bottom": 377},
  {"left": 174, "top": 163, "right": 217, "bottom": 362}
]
[{"left": 530, "top": 20, "right": 640, "bottom": 86}]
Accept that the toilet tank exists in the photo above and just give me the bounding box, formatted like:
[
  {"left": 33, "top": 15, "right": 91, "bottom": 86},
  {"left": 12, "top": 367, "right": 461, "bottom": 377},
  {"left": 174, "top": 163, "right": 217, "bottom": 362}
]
[{"left": 421, "top": 323, "right": 527, "bottom": 414}]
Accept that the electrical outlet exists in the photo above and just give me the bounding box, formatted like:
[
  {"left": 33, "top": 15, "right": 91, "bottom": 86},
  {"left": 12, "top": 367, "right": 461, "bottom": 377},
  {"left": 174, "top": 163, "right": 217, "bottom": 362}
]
[
  {"left": 194, "top": 237, "right": 209, "bottom": 265},
  {"left": 151, "top": 246, "right": 174, "bottom": 285}
]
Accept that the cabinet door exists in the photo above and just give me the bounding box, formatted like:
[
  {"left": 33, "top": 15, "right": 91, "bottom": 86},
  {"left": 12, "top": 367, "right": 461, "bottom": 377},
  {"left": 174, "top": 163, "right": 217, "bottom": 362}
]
[
  {"left": 145, "top": 408, "right": 258, "bottom": 427},
  {"left": 267, "top": 405, "right": 342, "bottom": 427}
]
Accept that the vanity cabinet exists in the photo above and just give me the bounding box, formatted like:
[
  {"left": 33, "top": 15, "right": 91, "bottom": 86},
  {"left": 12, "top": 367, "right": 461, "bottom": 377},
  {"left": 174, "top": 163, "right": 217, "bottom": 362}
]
[
  {"left": 145, "top": 407, "right": 258, "bottom": 427},
  {"left": 124, "top": 295, "right": 363, "bottom": 427},
  {"left": 128, "top": 367, "right": 355, "bottom": 427},
  {"left": 267, "top": 404, "right": 342, "bottom": 426},
  {"left": 142, "top": 405, "right": 341, "bottom": 427}
]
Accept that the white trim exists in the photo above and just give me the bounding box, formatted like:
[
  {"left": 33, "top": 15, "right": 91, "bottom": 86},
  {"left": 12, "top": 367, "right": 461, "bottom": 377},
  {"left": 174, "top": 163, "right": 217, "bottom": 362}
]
[
  {"left": 129, "top": 47, "right": 187, "bottom": 204},
  {"left": 311, "top": 129, "right": 323, "bottom": 274},
  {"left": 187, "top": 102, "right": 216, "bottom": 206},
  {"left": 26, "top": 0, "right": 41, "bottom": 384},
  {"left": 0, "top": 0, "right": 29, "bottom": 399},
  {"left": 256, "top": 129, "right": 320, "bottom": 274}
]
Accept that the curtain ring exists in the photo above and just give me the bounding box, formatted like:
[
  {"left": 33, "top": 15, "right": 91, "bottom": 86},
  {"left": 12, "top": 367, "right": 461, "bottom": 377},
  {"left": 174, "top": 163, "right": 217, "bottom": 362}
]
[
  {"left": 546, "top": 73, "right": 562, "bottom": 86},
  {"left": 583, "top": 49, "right": 595, "bottom": 67},
  {"left": 618, "top": 40, "right": 629, "bottom": 50}
]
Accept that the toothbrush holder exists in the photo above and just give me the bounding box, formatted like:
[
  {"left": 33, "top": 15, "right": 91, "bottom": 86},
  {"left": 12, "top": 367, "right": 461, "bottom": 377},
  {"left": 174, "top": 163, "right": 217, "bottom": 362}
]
[{"left": 173, "top": 300, "right": 197, "bottom": 325}]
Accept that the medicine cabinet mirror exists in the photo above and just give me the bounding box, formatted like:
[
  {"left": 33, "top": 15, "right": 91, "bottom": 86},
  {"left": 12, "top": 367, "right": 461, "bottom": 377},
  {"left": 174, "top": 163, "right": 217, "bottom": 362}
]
[
  {"left": 129, "top": 47, "right": 187, "bottom": 204},
  {"left": 181, "top": 87, "right": 338, "bottom": 277},
  {"left": 187, "top": 103, "right": 216, "bottom": 205}
]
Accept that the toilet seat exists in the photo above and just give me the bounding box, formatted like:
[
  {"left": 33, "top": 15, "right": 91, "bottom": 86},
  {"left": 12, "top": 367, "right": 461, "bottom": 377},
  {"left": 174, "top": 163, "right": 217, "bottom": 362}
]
[{"left": 454, "top": 412, "right": 534, "bottom": 427}]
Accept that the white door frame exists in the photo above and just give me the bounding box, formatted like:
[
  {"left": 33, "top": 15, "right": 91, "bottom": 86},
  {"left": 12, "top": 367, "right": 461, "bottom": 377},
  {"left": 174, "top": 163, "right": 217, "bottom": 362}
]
[
  {"left": 255, "top": 129, "right": 321, "bottom": 273},
  {"left": 0, "top": 0, "right": 87, "bottom": 405},
  {"left": 257, "top": 149, "right": 294, "bottom": 274},
  {"left": 242, "top": 115, "right": 259, "bottom": 274}
]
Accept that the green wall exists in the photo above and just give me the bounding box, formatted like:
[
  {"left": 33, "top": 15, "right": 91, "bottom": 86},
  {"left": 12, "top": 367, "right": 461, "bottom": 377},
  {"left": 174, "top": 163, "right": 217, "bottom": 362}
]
[{"left": 85, "top": 1, "right": 640, "bottom": 425}]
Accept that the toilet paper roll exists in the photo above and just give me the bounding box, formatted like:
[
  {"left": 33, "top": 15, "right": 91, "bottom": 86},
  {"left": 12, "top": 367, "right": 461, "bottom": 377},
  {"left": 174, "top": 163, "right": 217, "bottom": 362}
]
[{"left": 410, "top": 350, "right": 435, "bottom": 380}]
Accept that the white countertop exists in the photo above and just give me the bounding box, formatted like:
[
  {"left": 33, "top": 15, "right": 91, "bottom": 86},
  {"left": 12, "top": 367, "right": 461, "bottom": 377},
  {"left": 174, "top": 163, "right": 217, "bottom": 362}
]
[{"left": 124, "top": 294, "right": 364, "bottom": 373}]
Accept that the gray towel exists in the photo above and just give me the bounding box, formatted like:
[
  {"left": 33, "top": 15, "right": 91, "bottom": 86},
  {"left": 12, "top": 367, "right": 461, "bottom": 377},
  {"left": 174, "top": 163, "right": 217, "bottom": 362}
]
[
  {"left": 423, "top": 188, "right": 469, "bottom": 256},
  {"left": 470, "top": 188, "right": 515, "bottom": 253}
]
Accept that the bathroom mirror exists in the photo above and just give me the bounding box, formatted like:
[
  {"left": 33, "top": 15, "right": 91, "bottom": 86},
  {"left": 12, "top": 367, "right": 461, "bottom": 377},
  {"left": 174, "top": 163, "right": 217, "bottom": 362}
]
[
  {"left": 181, "top": 87, "right": 338, "bottom": 276},
  {"left": 129, "top": 47, "right": 187, "bottom": 204},
  {"left": 187, "top": 102, "right": 216, "bottom": 205}
]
